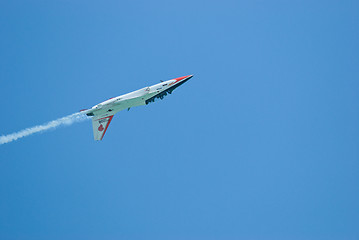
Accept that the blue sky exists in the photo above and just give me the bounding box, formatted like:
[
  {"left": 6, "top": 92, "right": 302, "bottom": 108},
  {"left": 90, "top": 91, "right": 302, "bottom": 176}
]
[{"left": 0, "top": 0, "right": 358, "bottom": 239}]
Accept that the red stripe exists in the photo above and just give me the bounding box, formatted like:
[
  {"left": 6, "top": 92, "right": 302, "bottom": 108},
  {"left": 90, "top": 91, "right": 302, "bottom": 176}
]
[
  {"left": 174, "top": 75, "right": 191, "bottom": 83},
  {"left": 96, "top": 116, "right": 112, "bottom": 121},
  {"left": 100, "top": 115, "right": 114, "bottom": 140}
]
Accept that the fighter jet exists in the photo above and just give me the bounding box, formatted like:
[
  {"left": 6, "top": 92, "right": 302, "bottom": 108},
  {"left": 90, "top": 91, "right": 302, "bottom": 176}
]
[{"left": 81, "top": 75, "right": 193, "bottom": 140}]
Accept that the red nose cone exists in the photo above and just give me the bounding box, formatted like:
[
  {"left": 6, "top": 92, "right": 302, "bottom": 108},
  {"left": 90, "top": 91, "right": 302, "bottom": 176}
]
[{"left": 174, "top": 75, "right": 193, "bottom": 83}]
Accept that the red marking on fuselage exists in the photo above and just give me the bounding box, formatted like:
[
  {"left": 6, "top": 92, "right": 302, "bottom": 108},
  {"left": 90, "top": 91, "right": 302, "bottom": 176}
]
[{"left": 174, "top": 75, "right": 191, "bottom": 83}]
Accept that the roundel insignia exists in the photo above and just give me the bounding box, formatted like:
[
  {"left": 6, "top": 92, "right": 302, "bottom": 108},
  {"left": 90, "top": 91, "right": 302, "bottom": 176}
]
[{"left": 98, "top": 124, "right": 104, "bottom": 131}]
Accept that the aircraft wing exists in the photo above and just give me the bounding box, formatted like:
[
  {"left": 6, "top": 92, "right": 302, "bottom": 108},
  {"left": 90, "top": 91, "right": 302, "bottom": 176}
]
[{"left": 92, "top": 115, "right": 114, "bottom": 140}]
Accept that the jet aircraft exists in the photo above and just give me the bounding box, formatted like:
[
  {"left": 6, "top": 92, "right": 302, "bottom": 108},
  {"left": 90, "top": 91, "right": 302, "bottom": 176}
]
[{"left": 82, "top": 75, "right": 193, "bottom": 140}]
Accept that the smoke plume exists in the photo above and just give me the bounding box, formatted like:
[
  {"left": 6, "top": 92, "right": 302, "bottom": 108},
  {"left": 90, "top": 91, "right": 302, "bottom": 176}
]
[{"left": 0, "top": 112, "right": 90, "bottom": 145}]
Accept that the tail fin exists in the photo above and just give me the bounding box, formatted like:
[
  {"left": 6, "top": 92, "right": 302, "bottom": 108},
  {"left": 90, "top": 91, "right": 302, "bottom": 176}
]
[{"left": 91, "top": 115, "right": 114, "bottom": 140}]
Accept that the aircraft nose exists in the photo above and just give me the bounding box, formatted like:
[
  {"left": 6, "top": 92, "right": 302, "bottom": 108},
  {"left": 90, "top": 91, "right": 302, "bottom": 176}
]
[{"left": 174, "top": 75, "right": 193, "bottom": 83}]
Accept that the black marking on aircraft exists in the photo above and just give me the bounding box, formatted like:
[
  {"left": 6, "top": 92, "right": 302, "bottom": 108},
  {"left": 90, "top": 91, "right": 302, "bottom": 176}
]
[{"left": 145, "top": 78, "right": 190, "bottom": 105}]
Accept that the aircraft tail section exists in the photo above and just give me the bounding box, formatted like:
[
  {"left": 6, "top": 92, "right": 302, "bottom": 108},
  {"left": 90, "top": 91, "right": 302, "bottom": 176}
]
[{"left": 92, "top": 115, "right": 114, "bottom": 140}]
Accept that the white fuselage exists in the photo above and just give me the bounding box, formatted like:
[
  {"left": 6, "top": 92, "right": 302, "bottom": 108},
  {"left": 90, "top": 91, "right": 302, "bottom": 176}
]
[
  {"left": 87, "top": 76, "right": 190, "bottom": 119},
  {"left": 85, "top": 75, "right": 192, "bottom": 140}
]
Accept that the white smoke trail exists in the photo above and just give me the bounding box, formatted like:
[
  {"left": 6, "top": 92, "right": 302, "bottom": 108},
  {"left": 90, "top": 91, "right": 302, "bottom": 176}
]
[{"left": 0, "top": 112, "right": 90, "bottom": 145}]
